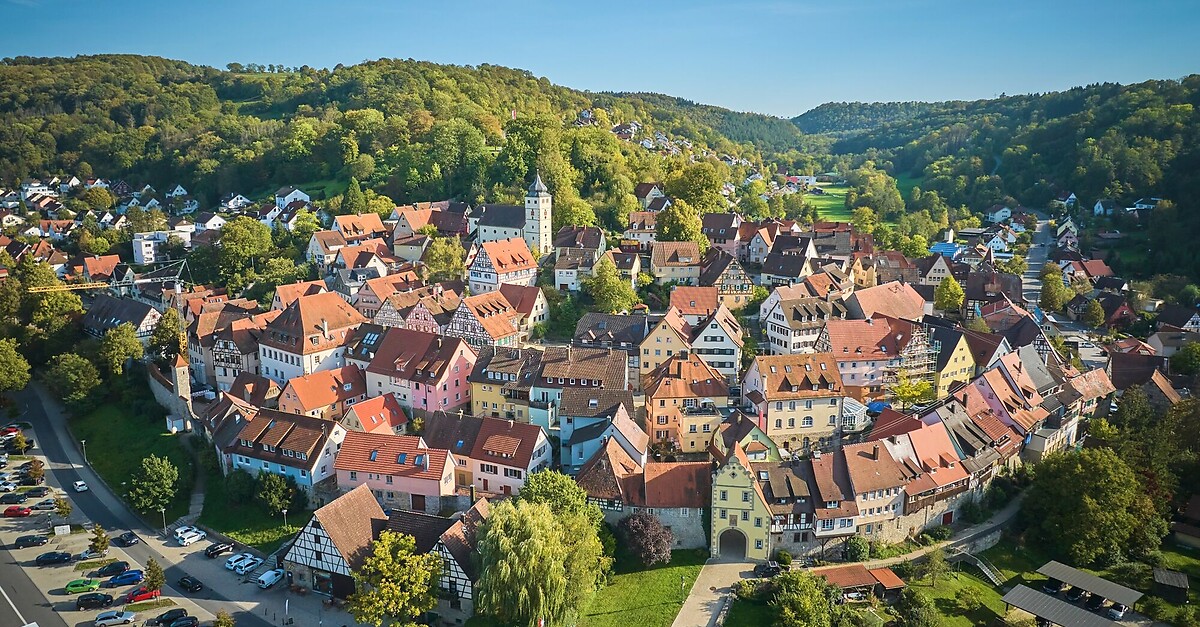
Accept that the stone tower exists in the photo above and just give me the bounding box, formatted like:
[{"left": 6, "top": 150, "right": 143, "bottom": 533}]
[{"left": 524, "top": 172, "right": 552, "bottom": 256}]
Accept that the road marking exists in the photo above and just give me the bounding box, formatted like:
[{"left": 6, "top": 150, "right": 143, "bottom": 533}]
[{"left": 0, "top": 582, "right": 27, "bottom": 625}]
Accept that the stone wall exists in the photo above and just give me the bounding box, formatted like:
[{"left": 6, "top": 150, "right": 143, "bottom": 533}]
[{"left": 601, "top": 506, "right": 709, "bottom": 550}]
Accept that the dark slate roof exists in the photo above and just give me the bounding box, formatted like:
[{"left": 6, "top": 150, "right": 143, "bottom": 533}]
[
  {"left": 964, "top": 270, "right": 1024, "bottom": 304},
  {"left": 1106, "top": 352, "right": 1167, "bottom": 390},
  {"left": 573, "top": 313, "right": 648, "bottom": 348},
  {"left": 1157, "top": 304, "right": 1200, "bottom": 328},
  {"left": 558, "top": 388, "right": 635, "bottom": 420},
  {"left": 475, "top": 204, "right": 525, "bottom": 229},
  {"left": 1093, "top": 276, "right": 1128, "bottom": 292},
  {"left": 928, "top": 326, "right": 965, "bottom": 372},
  {"left": 1001, "top": 316, "right": 1047, "bottom": 352},
  {"left": 82, "top": 294, "right": 156, "bottom": 333},
  {"left": 529, "top": 172, "right": 548, "bottom": 194},
  {"left": 699, "top": 249, "right": 737, "bottom": 287},
  {"left": 1000, "top": 585, "right": 1118, "bottom": 627},
  {"left": 1036, "top": 561, "right": 1143, "bottom": 606},
  {"left": 554, "top": 226, "right": 604, "bottom": 250},
  {"left": 385, "top": 509, "right": 455, "bottom": 553},
  {"left": 701, "top": 213, "right": 740, "bottom": 237},
  {"left": 422, "top": 411, "right": 485, "bottom": 459},
  {"left": 1152, "top": 567, "right": 1189, "bottom": 590},
  {"left": 761, "top": 250, "right": 809, "bottom": 279}
]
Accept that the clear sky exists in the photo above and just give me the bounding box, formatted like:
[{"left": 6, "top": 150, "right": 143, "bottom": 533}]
[{"left": 1, "top": 0, "right": 1197, "bottom": 117}]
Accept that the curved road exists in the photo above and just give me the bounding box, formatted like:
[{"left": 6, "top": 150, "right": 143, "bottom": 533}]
[{"left": 2, "top": 385, "right": 271, "bottom": 627}]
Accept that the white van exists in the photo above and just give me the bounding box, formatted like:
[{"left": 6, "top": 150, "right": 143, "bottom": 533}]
[{"left": 257, "top": 568, "right": 285, "bottom": 589}]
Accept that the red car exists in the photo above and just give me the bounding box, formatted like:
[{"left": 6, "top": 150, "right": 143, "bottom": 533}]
[
  {"left": 125, "top": 587, "right": 160, "bottom": 603},
  {"left": 0, "top": 427, "right": 18, "bottom": 436},
  {"left": 3, "top": 505, "right": 31, "bottom": 517}
]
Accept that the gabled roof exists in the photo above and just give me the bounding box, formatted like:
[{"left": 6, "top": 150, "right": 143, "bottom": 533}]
[
  {"left": 842, "top": 442, "right": 909, "bottom": 493},
  {"left": 458, "top": 292, "right": 522, "bottom": 341},
  {"left": 554, "top": 226, "right": 604, "bottom": 250},
  {"left": 476, "top": 204, "right": 525, "bottom": 229},
  {"left": 1106, "top": 352, "right": 1168, "bottom": 390},
  {"left": 822, "top": 316, "right": 917, "bottom": 361},
  {"left": 750, "top": 353, "right": 843, "bottom": 401},
  {"left": 539, "top": 346, "right": 628, "bottom": 388},
  {"left": 82, "top": 294, "right": 157, "bottom": 333},
  {"left": 558, "top": 388, "right": 635, "bottom": 420},
  {"left": 282, "top": 365, "right": 366, "bottom": 413},
  {"left": 227, "top": 407, "right": 337, "bottom": 467},
  {"left": 366, "top": 328, "right": 473, "bottom": 382},
  {"left": 692, "top": 303, "right": 743, "bottom": 348},
  {"left": 633, "top": 182, "right": 662, "bottom": 199},
  {"left": 273, "top": 280, "right": 328, "bottom": 309},
  {"left": 310, "top": 484, "right": 387, "bottom": 572},
  {"left": 1156, "top": 304, "right": 1200, "bottom": 329},
  {"left": 497, "top": 284, "right": 543, "bottom": 318},
  {"left": 574, "top": 312, "right": 649, "bottom": 347},
  {"left": 334, "top": 213, "right": 387, "bottom": 239},
  {"left": 438, "top": 499, "right": 490, "bottom": 579},
  {"left": 423, "top": 412, "right": 544, "bottom": 470},
  {"left": 334, "top": 430, "right": 449, "bottom": 482},
  {"left": 651, "top": 241, "right": 701, "bottom": 267},
  {"left": 467, "top": 346, "right": 543, "bottom": 393},
  {"left": 960, "top": 330, "right": 1007, "bottom": 367},
  {"left": 344, "top": 393, "right": 408, "bottom": 434},
  {"left": 260, "top": 292, "right": 365, "bottom": 355},
  {"left": 643, "top": 353, "right": 727, "bottom": 400},
  {"left": 626, "top": 211, "right": 657, "bottom": 231},
  {"left": 669, "top": 286, "right": 719, "bottom": 317},
  {"left": 480, "top": 237, "right": 536, "bottom": 273},
  {"left": 848, "top": 281, "right": 925, "bottom": 321}
]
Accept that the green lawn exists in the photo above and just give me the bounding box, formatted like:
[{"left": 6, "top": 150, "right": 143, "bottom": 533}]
[
  {"left": 70, "top": 404, "right": 193, "bottom": 525},
  {"left": 895, "top": 173, "right": 924, "bottom": 201},
  {"left": 914, "top": 571, "right": 1007, "bottom": 627},
  {"left": 196, "top": 465, "right": 304, "bottom": 554},
  {"left": 806, "top": 185, "right": 853, "bottom": 222},
  {"left": 578, "top": 549, "right": 707, "bottom": 627},
  {"left": 723, "top": 598, "right": 774, "bottom": 627}
]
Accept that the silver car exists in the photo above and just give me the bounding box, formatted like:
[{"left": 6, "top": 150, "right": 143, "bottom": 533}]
[{"left": 94, "top": 610, "right": 137, "bottom": 626}]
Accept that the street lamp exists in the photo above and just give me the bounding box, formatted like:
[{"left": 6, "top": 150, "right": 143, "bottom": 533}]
[
  {"left": 282, "top": 508, "right": 288, "bottom": 529},
  {"left": 159, "top": 508, "right": 166, "bottom": 530},
  {"left": 81, "top": 439, "right": 87, "bottom": 464}
]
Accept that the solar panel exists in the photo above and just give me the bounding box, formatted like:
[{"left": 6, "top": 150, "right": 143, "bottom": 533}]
[
  {"left": 1036, "top": 561, "right": 1143, "bottom": 606},
  {"left": 1001, "top": 585, "right": 1118, "bottom": 627}
]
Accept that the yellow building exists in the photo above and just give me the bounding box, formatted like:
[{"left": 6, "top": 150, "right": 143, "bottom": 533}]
[
  {"left": 467, "top": 346, "right": 544, "bottom": 422},
  {"left": 710, "top": 443, "right": 772, "bottom": 561},
  {"left": 643, "top": 354, "right": 730, "bottom": 453},
  {"left": 639, "top": 308, "right": 693, "bottom": 380},
  {"left": 929, "top": 327, "right": 976, "bottom": 399},
  {"left": 741, "top": 353, "right": 845, "bottom": 454}
]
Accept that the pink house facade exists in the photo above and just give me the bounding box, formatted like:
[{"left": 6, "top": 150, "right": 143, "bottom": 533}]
[
  {"left": 365, "top": 328, "right": 477, "bottom": 418},
  {"left": 334, "top": 430, "right": 457, "bottom": 514}
]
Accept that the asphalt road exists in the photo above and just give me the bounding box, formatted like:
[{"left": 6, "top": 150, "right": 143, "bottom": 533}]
[{"left": 6, "top": 386, "right": 270, "bottom": 627}]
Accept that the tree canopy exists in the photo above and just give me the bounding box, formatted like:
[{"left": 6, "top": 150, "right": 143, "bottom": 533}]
[
  {"left": 348, "top": 531, "right": 441, "bottom": 627},
  {"left": 583, "top": 255, "right": 639, "bottom": 314}
]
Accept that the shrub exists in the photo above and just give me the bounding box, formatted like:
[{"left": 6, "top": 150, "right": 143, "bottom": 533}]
[
  {"left": 1138, "top": 550, "right": 1165, "bottom": 567},
  {"left": 959, "top": 498, "right": 988, "bottom": 524},
  {"left": 890, "top": 560, "right": 917, "bottom": 580},
  {"left": 845, "top": 537, "right": 869, "bottom": 562},
  {"left": 918, "top": 533, "right": 935, "bottom": 546},
  {"left": 927, "top": 525, "right": 954, "bottom": 541},
  {"left": 732, "top": 579, "right": 757, "bottom": 601},
  {"left": 1141, "top": 597, "right": 1171, "bottom": 621},
  {"left": 1107, "top": 561, "right": 1151, "bottom": 589},
  {"left": 775, "top": 549, "right": 792, "bottom": 566}
]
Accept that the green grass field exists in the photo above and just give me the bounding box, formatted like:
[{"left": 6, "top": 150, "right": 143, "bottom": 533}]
[
  {"left": 71, "top": 404, "right": 193, "bottom": 525},
  {"left": 895, "top": 173, "right": 924, "bottom": 201},
  {"left": 579, "top": 549, "right": 707, "bottom": 627},
  {"left": 806, "top": 185, "right": 854, "bottom": 222},
  {"left": 196, "top": 465, "right": 303, "bottom": 554},
  {"left": 723, "top": 598, "right": 774, "bottom": 627}
]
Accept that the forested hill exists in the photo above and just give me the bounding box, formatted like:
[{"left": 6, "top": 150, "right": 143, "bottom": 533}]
[
  {"left": 0, "top": 54, "right": 809, "bottom": 214},
  {"left": 791, "top": 101, "right": 943, "bottom": 135}
]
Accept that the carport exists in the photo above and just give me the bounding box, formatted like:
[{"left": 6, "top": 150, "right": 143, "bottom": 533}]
[
  {"left": 1036, "top": 560, "right": 1144, "bottom": 608},
  {"left": 1001, "top": 585, "right": 1119, "bottom": 627}
]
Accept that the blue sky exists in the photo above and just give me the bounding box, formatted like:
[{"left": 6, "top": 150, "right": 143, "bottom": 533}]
[{"left": 1, "top": 0, "right": 1197, "bottom": 116}]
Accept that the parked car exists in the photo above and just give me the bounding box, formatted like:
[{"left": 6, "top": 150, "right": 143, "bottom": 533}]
[
  {"left": 235, "top": 556, "right": 264, "bottom": 575},
  {"left": 125, "top": 586, "right": 160, "bottom": 603},
  {"left": 65, "top": 578, "right": 101, "bottom": 594},
  {"left": 173, "top": 525, "right": 200, "bottom": 539},
  {"left": 1107, "top": 603, "right": 1127, "bottom": 619},
  {"left": 13, "top": 534, "right": 49, "bottom": 548},
  {"left": 25, "top": 486, "right": 50, "bottom": 498},
  {"left": 35, "top": 551, "right": 72, "bottom": 566},
  {"left": 753, "top": 561, "right": 782, "bottom": 578},
  {"left": 79, "top": 547, "right": 108, "bottom": 560},
  {"left": 73, "top": 480, "right": 88, "bottom": 492},
  {"left": 4, "top": 505, "right": 31, "bottom": 517},
  {"left": 31, "top": 498, "right": 55, "bottom": 510},
  {"left": 75, "top": 592, "right": 114, "bottom": 611},
  {"left": 0, "top": 481, "right": 16, "bottom": 492},
  {"left": 225, "top": 552, "right": 254, "bottom": 570},
  {"left": 93, "top": 610, "right": 137, "bottom": 626},
  {"left": 177, "top": 530, "right": 207, "bottom": 546},
  {"left": 1041, "top": 578, "right": 1064, "bottom": 595},
  {"left": 19, "top": 475, "right": 44, "bottom": 486},
  {"left": 95, "top": 561, "right": 129, "bottom": 578},
  {"left": 176, "top": 575, "right": 203, "bottom": 593},
  {"left": 0, "top": 492, "right": 27, "bottom": 504},
  {"left": 204, "top": 542, "right": 234, "bottom": 558},
  {"left": 257, "top": 568, "right": 285, "bottom": 589},
  {"left": 167, "top": 617, "right": 199, "bottom": 627},
  {"left": 146, "top": 608, "right": 188, "bottom": 626},
  {"left": 112, "top": 532, "right": 140, "bottom": 547},
  {"left": 1085, "top": 593, "right": 1106, "bottom": 611},
  {"left": 1065, "top": 586, "right": 1086, "bottom": 602},
  {"left": 105, "top": 570, "right": 144, "bottom": 587}
]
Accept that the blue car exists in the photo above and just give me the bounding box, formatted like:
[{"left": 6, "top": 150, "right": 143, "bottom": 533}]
[{"left": 105, "top": 569, "right": 144, "bottom": 587}]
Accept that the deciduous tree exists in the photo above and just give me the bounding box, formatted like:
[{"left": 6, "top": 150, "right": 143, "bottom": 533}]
[
  {"left": 922, "top": 548, "right": 950, "bottom": 585},
  {"left": 89, "top": 524, "right": 109, "bottom": 555},
  {"left": 477, "top": 500, "right": 607, "bottom": 627},
  {"left": 583, "top": 256, "right": 638, "bottom": 314},
  {"left": 655, "top": 199, "right": 708, "bottom": 252},
  {"left": 772, "top": 571, "right": 840, "bottom": 627},
  {"left": 1039, "top": 266, "right": 1071, "bottom": 312},
  {"left": 213, "top": 610, "right": 237, "bottom": 627},
  {"left": 845, "top": 536, "right": 869, "bottom": 562},
  {"left": 99, "top": 323, "right": 143, "bottom": 375},
  {"left": 423, "top": 236, "right": 465, "bottom": 283},
  {"left": 894, "top": 588, "right": 942, "bottom": 627},
  {"left": 934, "top": 275, "right": 964, "bottom": 312},
  {"left": 128, "top": 454, "right": 179, "bottom": 516},
  {"left": 217, "top": 216, "right": 273, "bottom": 278},
  {"left": 348, "top": 531, "right": 441, "bottom": 627},
  {"left": 517, "top": 470, "right": 603, "bottom": 528},
  {"left": 55, "top": 497, "right": 72, "bottom": 519},
  {"left": 1170, "top": 342, "right": 1200, "bottom": 376},
  {"left": 46, "top": 353, "right": 101, "bottom": 411},
  {"left": 256, "top": 471, "right": 293, "bottom": 516},
  {"left": 145, "top": 556, "right": 165, "bottom": 592},
  {"left": 149, "top": 307, "right": 184, "bottom": 363},
  {"left": 1084, "top": 299, "right": 1107, "bottom": 328},
  {"left": 618, "top": 512, "right": 673, "bottom": 566},
  {"left": 0, "top": 338, "right": 31, "bottom": 394}
]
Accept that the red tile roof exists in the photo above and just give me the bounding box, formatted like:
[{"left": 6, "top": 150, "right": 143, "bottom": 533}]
[
  {"left": 669, "top": 286, "right": 719, "bottom": 317},
  {"left": 849, "top": 281, "right": 925, "bottom": 320},
  {"left": 643, "top": 353, "right": 727, "bottom": 400},
  {"left": 344, "top": 393, "right": 408, "bottom": 434},
  {"left": 480, "top": 238, "right": 536, "bottom": 273},
  {"left": 366, "top": 328, "right": 474, "bottom": 382},
  {"left": 260, "top": 291, "right": 365, "bottom": 355},
  {"left": 281, "top": 365, "right": 366, "bottom": 413},
  {"left": 334, "top": 430, "right": 451, "bottom": 483}
]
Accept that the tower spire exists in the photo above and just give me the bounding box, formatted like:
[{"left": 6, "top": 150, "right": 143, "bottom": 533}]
[{"left": 529, "top": 171, "right": 548, "bottom": 194}]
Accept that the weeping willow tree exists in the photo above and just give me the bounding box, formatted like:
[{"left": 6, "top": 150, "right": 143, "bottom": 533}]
[{"left": 476, "top": 500, "right": 608, "bottom": 627}]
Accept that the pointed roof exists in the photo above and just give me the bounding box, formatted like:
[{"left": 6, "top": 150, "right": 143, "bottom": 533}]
[
  {"left": 310, "top": 484, "right": 388, "bottom": 572},
  {"left": 529, "top": 172, "right": 548, "bottom": 194}
]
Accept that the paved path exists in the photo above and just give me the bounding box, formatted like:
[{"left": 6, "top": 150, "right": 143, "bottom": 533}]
[{"left": 671, "top": 560, "right": 752, "bottom": 627}]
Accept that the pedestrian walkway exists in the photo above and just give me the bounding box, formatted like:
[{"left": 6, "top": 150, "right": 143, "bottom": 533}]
[{"left": 671, "top": 560, "right": 752, "bottom": 627}]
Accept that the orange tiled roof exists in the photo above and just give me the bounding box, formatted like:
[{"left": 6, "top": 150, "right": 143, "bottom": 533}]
[
  {"left": 480, "top": 238, "right": 536, "bottom": 273},
  {"left": 282, "top": 365, "right": 366, "bottom": 413}
]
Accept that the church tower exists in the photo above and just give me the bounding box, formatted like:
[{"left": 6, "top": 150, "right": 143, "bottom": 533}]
[{"left": 524, "top": 172, "right": 552, "bottom": 256}]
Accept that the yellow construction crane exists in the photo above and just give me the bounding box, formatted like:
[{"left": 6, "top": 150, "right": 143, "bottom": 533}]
[{"left": 25, "top": 282, "right": 113, "bottom": 293}]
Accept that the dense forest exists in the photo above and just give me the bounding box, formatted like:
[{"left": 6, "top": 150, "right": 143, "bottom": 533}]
[{"left": 3, "top": 55, "right": 1200, "bottom": 282}]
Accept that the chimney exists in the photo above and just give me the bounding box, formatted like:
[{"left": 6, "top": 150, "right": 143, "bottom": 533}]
[
  {"left": 470, "top": 484, "right": 476, "bottom": 502},
  {"left": 871, "top": 444, "right": 879, "bottom": 460},
  {"left": 321, "top": 318, "right": 329, "bottom": 337}
]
